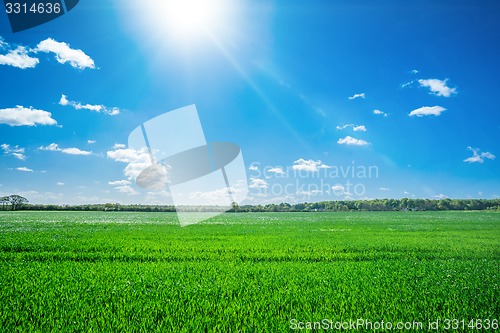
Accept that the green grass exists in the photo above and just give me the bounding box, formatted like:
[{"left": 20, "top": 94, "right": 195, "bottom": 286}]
[{"left": 0, "top": 211, "right": 498, "bottom": 332}]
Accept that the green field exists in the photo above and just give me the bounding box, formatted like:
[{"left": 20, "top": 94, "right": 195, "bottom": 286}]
[{"left": 0, "top": 211, "right": 498, "bottom": 332}]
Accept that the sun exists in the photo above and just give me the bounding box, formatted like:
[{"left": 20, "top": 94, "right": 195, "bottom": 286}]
[
  {"left": 163, "top": 0, "right": 220, "bottom": 37},
  {"left": 135, "top": 0, "right": 231, "bottom": 42}
]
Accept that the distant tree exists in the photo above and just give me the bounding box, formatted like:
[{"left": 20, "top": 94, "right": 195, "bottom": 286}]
[
  {"left": 0, "top": 196, "right": 9, "bottom": 210},
  {"left": 6, "top": 195, "right": 29, "bottom": 211}
]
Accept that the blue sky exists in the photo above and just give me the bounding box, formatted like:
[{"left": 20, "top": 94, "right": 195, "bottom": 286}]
[{"left": 0, "top": 0, "right": 499, "bottom": 205}]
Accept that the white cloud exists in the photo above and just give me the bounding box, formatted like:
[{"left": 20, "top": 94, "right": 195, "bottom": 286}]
[
  {"left": 463, "top": 147, "right": 496, "bottom": 163},
  {"left": 39, "top": 143, "right": 92, "bottom": 156},
  {"left": 115, "top": 185, "right": 139, "bottom": 195},
  {"left": 0, "top": 105, "right": 57, "bottom": 126},
  {"left": 401, "top": 81, "right": 414, "bottom": 88},
  {"left": 56, "top": 182, "right": 65, "bottom": 186},
  {"left": 291, "top": 158, "right": 330, "bottom": 172},
  {"left": 336, "top": 124, "right": 353, "bottom": 130},
  {"left": 16, "top": 167, "right": 33, "bottom": 172},
  {"left": 418, "top": 79, "right": 456, "bottom": 97},
  {"left": 248, "top": 164, "right": 259, "bottom": 171},
  {"left": 353, "top": 125, "right": 367, "bottom": 132},
  {"left": 107, "top": 148, "right": 152, "bottom": 180},
  {"left": 332, "top": 185, "right": 344, "bottom": 192},
  {"left": 337, "top": 136, "right": 369, "bottom": 146},
  {"left": 113, "top": 143, "right": 126, "bottom": 149},
  {"left": 411, "top": 69, "right": 419, "bottom": 74},
  {"left": 409, "top": 106, "right": 446, "bottom": 117},
  {"left": 36, "top": 38, "right": 95, "bottom": 69},
  {"left": 248, "top": 177, "right": 268, "bottom": 189},
  {"left": 348, "top": 93, "right": 365, "bottom": 100},
  {"left": 373, "top": 109, "right": 388, "bottom": 117},
  {"left": 59, "top": 94, "right": 120, "bottom": 116},
  {"left": 434, "top": 194, "right": 448, "bottom": 199},
  {"left": 0, "top": 46, "right": 39, "bottom": 69},
  {"left": 61, "top": 147, "right": 92, "bottom": 156},
  {"left": 337, "top": 124, "right": 367, "bottom": 132},
  {"left": 108, "top": 180, "right": 131, "bottom": 186},
  {"left": 379, "top": 187, "right": 390, "bottom": 191},
  {"left": 267, "top": 167, "right": 285, "bottom": 175},
  {"left": 87, "top": 140, "right": 96, "bottom": 144},
  {"left": 1, "top": 143, "right": 26, "bottom": 160}
]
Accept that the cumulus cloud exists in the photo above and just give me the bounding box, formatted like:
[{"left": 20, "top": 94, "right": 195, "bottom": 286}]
[
  {"left": 0, "top": 46, "right": 39, "bottom": 69},
  {"left": 337, "top": 136, "right": 369, "bottom": 146},
  {"left": 39, "top": 143, "right": 92, "bottom": 156},
  {"left": 107, "top": 148, "right": 152, "bottom": 180},
  {"left": 1, "top": 143, "right": 26, "bottom": 160},
  {"left": 248, "top": 177, "right": 268, "bottom": 189},
  {"left": 463, "top": 147, "right": 496, "bottom": 163},
  {"left": 353, "top": 125, "right": 366, "bottom": 132},
  {"left": 36, "top": 38, "right": 95, "bottom": 69},
  {"left": 348, "top": 93, "right": 365, "bottom": 100},
  {"left": 292, "top": 158, "right": 330, "bottom": 172},
  {"left": 59, "top": 94, "right": 120, "bottom": 116},
  {"left": 16, "top": 167, "right": 33, "bottom": 172},
  {"left": 0, "top": 105, "right": 57, "bottom": 126},
  {"left": 373, "top": 109, "right": 388, "bottom": 117},
  {"left": 87, "top": 140, "right": 96, "bottom": 144},
  {"left": 409, "top": 106, "right": 446, "bottom": 117},
  {"left": 418, "top": 79, "right": 456, "bottom": 97}
]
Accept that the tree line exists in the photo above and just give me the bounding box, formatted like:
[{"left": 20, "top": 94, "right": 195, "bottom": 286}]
[{"left": 2, "top": 195, "right": 499, "bottom": 212}]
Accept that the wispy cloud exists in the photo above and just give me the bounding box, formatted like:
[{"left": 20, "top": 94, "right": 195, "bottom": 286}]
[
  {"left": 434, "top": 194, "right": 448, "bottom": 199},
  {"left": 1, "top": 143, "right": 26, "bottom": 160},
  {"left": 36, "top": 38, "right": 95, "bottom": 69},
  {"left": 463, "top": 147, "right": 496, "bottom": 163},
  {"left": 379, "top": 187, "right": 390, "bottom": 191},
  {"left": 337, "top": 136, "right": 370, "bottom": 146},
  {"left": 267, "top": 167, "right": 285, "bottom": 175},
  {"left": 291, "top": 159, "right": 330, "bottom": 172},
  {"left": 0, "top": 46, "right": 39, "bottom": 69},
  {"left": 39, "top": 143, "right": 92, "bottom": 156},
  {"left": 59, "top": 94, "right": 120, "bottom": 116},
  {"left": 409, "top": 106, "right": 446, "bottom": 117},
  {"left": 0, "top": 105, "right": 57, "bottom": 126},
  {"left": 373, "top": 109, "right": 388, "bottom": 117},
  {"left": 418, "top": 79, "right": 457, "bottom": 97},
  {"left": 348, "top": 93, "right": 365, "bottom": 100},
  {"left": 336, "top": 124, "right": 366, "bottom": 132},
  {"left": 411, "top": 69, "right": 419, "bottom": 74},
  {"left": 16, "top": 167, "right": 33, "bottom": 172},
  {"left": 401, "top": 81, "right": 414, "bottom": 88},
  {"left": 87, "top": 140, "right": 96, "bottom": 144}
]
